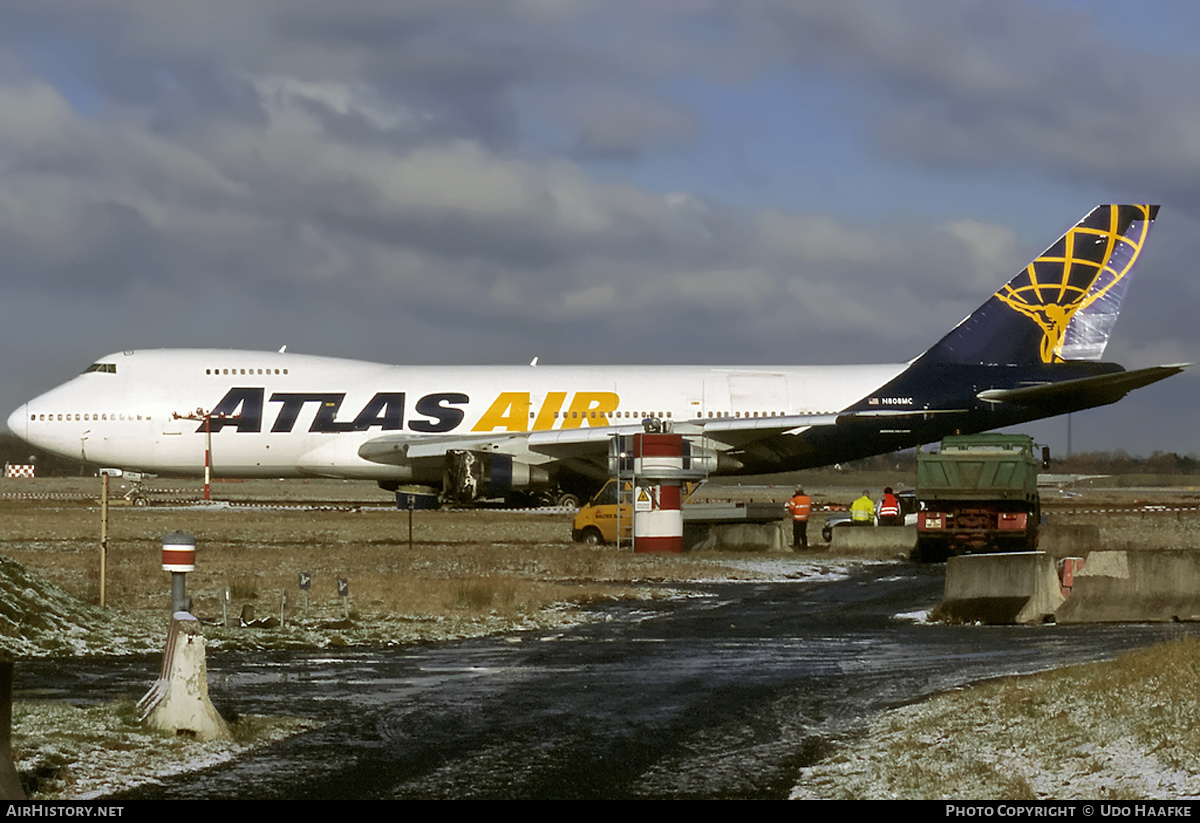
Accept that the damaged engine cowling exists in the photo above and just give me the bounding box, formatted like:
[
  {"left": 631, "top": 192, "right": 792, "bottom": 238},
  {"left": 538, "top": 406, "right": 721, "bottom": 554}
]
[{"left": 443, "top": 449, "right": 552, "bottom": 504}]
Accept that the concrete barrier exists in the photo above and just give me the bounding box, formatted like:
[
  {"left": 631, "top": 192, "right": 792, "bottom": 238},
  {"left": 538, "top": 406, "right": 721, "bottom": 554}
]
[
  {"left": 686, "top": 521, "right": 789, "bottom": 553},
  {"left": 1037, "top": 524, "right": 1102, "bottom": 558},
  {"left": 829, "top": 525, "right": 917, "bottom": 557},
  {"left": 932, "top": 552, "right": 1065, "bottom": 625},
  {"left": 138, "top": 612, "right": 230, "bottom": 741},
  {"left": 1055, "top": 551, "right": 1200, "bottom": 624}
]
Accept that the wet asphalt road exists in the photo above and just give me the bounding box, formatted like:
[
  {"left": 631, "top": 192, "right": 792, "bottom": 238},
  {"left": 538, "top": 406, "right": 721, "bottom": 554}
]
[{"left": 18, "top": 562, "right": 1196, "bottom": 799}]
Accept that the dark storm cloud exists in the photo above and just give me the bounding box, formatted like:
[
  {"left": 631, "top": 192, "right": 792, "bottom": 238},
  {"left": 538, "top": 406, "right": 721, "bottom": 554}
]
[
  {"left": 271, "top": 1, "right": 535, "bottom": 145},
  {"left": 712, "top": 1, "right": 1200, "bottom": 202}
]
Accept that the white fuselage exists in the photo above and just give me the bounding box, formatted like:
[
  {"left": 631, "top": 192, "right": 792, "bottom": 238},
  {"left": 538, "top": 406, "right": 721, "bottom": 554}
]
[{"left": 7, "top": 349, "right": 905, "bottom": 480}]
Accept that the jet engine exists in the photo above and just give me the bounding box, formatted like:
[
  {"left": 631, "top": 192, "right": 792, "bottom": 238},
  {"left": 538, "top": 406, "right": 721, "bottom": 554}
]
[{"left": 443, "top": 449, "right": 551, "bottom": 504}]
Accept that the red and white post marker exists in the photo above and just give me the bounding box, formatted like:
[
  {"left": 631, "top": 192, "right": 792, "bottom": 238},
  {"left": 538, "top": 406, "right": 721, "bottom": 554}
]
[
  {"left": 162, "top": 531, "right": 196, "bottom": 615},
  {"left": 631, "top": 431, "right": 685, "bottom": 554}
]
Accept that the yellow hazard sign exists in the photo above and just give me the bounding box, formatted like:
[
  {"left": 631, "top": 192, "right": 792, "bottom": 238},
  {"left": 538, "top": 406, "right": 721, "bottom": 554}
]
[{"left": 634, "top": 486, "right": 654, "bottom": 512}]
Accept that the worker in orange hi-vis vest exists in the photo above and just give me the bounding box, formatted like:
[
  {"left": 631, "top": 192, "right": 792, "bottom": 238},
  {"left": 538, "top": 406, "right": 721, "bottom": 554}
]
[
  {"left": 877, "top": 486, "right": 902, "bottom": 527},
  {"left": 785, "top": 486, "right": 812, "bottom": 548}
]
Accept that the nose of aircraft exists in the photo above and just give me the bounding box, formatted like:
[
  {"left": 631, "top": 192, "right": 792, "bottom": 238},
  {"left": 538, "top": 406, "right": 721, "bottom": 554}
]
[{"left": 7, "top": 403, "right": 27, "bottom": 440}]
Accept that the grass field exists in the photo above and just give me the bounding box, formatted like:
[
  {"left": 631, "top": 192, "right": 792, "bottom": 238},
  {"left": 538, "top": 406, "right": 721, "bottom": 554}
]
[
  {"left": 1, "top": 476, "right": 1198, "bottom": 652},
  {"left": 0, "top": 477, "right": 858, "bottom": 654}
]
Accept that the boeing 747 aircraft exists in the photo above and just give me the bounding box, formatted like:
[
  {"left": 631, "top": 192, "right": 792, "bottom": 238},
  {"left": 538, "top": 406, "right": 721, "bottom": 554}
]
[{"left": 7, "top": 205, "right": 1185, "bottom": 505}]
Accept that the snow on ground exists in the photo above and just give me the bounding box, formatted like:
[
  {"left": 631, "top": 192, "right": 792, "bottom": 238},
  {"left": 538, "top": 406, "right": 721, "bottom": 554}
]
[
  {"left": 792, "top": 637, "right": 1200, "bottom": 800},
  {"left": 14, "top": 700, "right": 315, "bottom": 800}
]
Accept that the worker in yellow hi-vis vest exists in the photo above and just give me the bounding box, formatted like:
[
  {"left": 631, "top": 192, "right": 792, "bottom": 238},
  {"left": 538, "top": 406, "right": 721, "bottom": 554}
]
[{"left": 850, "top": 491, "right": 875, "bottom": 526}]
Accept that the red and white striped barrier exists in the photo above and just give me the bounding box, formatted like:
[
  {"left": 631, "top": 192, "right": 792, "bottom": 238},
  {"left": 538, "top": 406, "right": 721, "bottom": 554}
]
[{"left": 3, "top": 465, "right": 34, "bottom": 479}]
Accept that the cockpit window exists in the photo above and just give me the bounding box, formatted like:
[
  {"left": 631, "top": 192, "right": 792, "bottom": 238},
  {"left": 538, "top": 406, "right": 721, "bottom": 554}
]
[{"left": 83, "top": 363, "right": 117, "bottom": 374}]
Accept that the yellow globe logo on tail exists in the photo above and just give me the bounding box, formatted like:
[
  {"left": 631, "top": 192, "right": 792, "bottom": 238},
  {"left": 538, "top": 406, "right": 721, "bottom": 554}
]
[{"left": 995, "top": 204, "right": 1155, "bottom": 363}]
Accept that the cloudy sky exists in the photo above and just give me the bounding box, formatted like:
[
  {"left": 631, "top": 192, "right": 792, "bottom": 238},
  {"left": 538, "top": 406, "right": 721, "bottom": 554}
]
[{"left": 2, "top": 0, "right": 1198, "bottom": 457}]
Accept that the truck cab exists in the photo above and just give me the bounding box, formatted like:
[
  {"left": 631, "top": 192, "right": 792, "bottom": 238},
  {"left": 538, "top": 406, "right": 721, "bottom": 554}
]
[{"left": 915, "top": 434, "right": 1042, "bottom": 562}]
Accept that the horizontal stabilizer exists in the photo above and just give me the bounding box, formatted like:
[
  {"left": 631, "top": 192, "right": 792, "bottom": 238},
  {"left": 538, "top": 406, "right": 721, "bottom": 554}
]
[{"left": 976, "top": 364, "right": 1187, "bottom": 408}]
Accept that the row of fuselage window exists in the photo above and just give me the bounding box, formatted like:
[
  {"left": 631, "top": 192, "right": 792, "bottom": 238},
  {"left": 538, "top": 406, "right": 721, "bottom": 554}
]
[
  {"left": 195, "top": 369, "right": 802, "bottom": 419},
  {"left": 29, "top": 409, "right": 802, "bottom": 425},
  {"left": 550, "top": 410, "right": 794, "bottom": 420},
  {"left": 30, "top": 413, "right": 150, "bottom": 422},
  {"left": 86, "top": 365, "right": 288, "bottom": 377}
]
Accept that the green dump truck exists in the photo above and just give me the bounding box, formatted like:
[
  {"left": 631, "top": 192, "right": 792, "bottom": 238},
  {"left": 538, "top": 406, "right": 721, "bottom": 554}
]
[{"left": 915, "top": 434, "right": 1042, "bottom": 562}]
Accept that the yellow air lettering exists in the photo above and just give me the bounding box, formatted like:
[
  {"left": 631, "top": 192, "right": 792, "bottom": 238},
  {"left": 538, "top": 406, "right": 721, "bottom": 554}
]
[
  {"left": 561, "top": 392, "right": 619, "bottom": 429},
  {"left": 471, "top": 392, "right": 531, "bottom": 432},
  {"left": 532, "top": 392, "right": 566, "bottom": 431}
]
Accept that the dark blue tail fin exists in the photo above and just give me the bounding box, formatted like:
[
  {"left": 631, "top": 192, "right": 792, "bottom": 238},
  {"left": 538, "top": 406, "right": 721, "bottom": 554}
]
[{"left": 920, "top": 204, "right": 1158, "bottom": 366}]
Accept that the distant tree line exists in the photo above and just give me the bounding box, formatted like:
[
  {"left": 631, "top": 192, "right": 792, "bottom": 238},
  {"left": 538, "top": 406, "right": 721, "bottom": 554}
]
[{"left": 1051, "top": 450, "right": 1200, "bottom": 476}]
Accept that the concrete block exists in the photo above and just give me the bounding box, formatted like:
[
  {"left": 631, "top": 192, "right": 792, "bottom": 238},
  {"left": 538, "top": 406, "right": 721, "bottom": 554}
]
[
  {"left": 932, "top": 552, "right": 1065, "bottom": 625},
  {"left": 1055, "top": 550, "right": 1200, "bottom": 624},
  {"left": 686, "top": 521, "right": 789, "bottom": 552},
  {"left": 829, "top": 525, "right": 917, "bottom": 557},
  {"left": 138, "top": 612, "right": 230, "bottom": 741},
  {"left": 1038, "top": 524, "right": 1101, "bottom": 558}
]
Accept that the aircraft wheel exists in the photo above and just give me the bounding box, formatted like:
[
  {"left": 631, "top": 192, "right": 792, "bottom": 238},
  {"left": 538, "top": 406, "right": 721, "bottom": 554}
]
[
  {"left": 132, "top": 496, "right": 148, "bottom": 507},
  {"left": 528, "top": 490, "right": 557, "bottom": 507},
  {"left": 556, "top": 492, "right": 581, "bottom": 509}
]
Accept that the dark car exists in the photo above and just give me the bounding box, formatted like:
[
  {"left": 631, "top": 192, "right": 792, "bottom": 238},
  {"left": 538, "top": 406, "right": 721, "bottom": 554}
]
[{"left": 821, "top": 489, "right": 918, "bottom": 542}]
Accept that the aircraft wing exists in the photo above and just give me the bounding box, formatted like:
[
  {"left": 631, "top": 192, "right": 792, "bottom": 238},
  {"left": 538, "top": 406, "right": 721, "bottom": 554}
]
[
  {"left": 525, "top": 424, "right": 689, "bottom": 457},
  {"left": 358, "top": 424, "right": 699, "bottom": 489},
  {"left": 525, "top": 425, "right": 706, "bottom": 478},
  {"left": 700, "top": 414, "right": 839, "bottom": 434},
  {"left": 356, "top": 416, "right": 855, "bottom": 482},
  {"left": 357, "top": 424, "right": 669, "bottom": 465},
  {"left": 527, "top": 415, "right": 857, "bottom": 464},
  {"left": 696, "top": 409, "right": 973, "bottom": 449},
  {"left": 358, "top": 409, "right": 970, "bottom": 465},
  {"left": 976, "top": 364, "right": 1187, "bottom": 409},
  {"left": 357, "top": 433, "right": 529, "bottom": 464}
]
